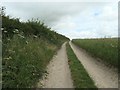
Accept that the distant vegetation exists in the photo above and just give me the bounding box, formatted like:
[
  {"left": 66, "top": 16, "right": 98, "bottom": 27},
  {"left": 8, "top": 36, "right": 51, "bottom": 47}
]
[
  {"left": 66, "top": 43, "right": 97, "bottom": 88},
  {"left": 2, "top": 15, "right": 69, "bottom": 88},
  {"left": 72, "top": 38, "right": 118, "bottom": 68}
]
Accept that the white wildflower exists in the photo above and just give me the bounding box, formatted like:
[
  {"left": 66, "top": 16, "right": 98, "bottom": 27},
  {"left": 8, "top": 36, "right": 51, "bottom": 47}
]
[
  {"left": 32, "top": 73, "right": 35, "bottom": 75},
  {"left": 15, "top": 29, "right": 19, "bottom": 32},
  {"left": 4, "top": 30, "right": 7, "bottom": 33},
  {"left": 4, "top": 56, "right": 12, "bottom": 60},
  {"left": 8, "top": 49, "right": 15, "bottom": 53},
  {"left": 18, "top": 34, "right": 25, "bottom": 39},
  {"left": 110, "top": 44, "right": 114, "bottom": 47},
  {"left": 33, "top": 35, "right": 37, "bottom": 38},
  {"left": 7, "top": 38, "right": 10, "bottom": 41},
  {"left": 13, "top": 29, "right": 19, "bottom": 33},
  {"left": 1, "top": 28, "right": 4, "bottom": 31},
  {"left": 25, "top": 41, "right": 28, "bottom": 44}
]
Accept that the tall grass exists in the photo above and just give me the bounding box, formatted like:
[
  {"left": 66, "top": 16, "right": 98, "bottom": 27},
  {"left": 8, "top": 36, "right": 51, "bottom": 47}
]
[
  {"left": 2, "top": 15, "right": 69, "bottom": 88},
  {"left": 72, "top": 38, "right": 118, "bottom": 68},
  {"left": 2, "top": 34, "right": 58, "bottom": 88}
]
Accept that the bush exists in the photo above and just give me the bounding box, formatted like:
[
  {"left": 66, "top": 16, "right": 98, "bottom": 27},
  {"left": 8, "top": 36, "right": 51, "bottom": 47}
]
[{"left": 2, "top": 15, "right": 69, "bottom": 88}]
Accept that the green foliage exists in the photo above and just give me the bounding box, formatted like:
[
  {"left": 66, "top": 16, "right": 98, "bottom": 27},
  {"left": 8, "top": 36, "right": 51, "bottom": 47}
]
[
  {"left": 2, "top": 15, "right": 69, "bottom": 88},
  {"left": 66, "top": 43, "right": 97, "bottom": 88},
  {"left": 3, "top": 35, "right": 57, "bottom": 88},
  {"left": 72, "top": 38, "right": 118, "bottom": 68},
  {"left": 2, "top": 16, "right": 69, "bottom": 44}
]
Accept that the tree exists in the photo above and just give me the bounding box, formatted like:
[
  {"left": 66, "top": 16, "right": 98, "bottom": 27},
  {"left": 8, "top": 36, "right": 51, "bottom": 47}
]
[{"left": 0, "top": 6, "right": 6, "bottom": 16}]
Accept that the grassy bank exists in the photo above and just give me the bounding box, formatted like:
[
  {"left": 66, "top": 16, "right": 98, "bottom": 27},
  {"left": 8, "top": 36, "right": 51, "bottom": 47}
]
[
  {"left": 2, "top": 15, "right": 69, "bottom": 88},
  {"left": 72, "top": 38, "right": 118, "bottom": 68},
  {"left": 66, "top": 43, "right": 97, "bottom": 88},
  {"left": 3, "top": 35, "right": 57, "bottom": 88}
]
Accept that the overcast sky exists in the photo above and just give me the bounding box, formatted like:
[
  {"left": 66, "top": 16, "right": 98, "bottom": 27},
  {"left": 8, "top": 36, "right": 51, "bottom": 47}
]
[{"left": 1, "top": 0, "right": 118, "bottom": 39}]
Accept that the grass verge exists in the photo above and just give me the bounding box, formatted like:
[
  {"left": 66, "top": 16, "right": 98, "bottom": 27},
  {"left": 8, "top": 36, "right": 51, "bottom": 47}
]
[
  {"left": 66, "top": 42, "right": 97, "bottom": 88},
  {"left": 2, "top": 35, "right": 58, "bottom": 88}
]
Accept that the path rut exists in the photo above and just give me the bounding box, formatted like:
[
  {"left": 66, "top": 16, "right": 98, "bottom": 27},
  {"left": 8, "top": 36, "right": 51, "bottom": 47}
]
[
  {"left": 70, "top": 42, "right": 118, "bottom": 88},
  {"left": 37, "top": 42, "right": 73, "bottom": 88}
]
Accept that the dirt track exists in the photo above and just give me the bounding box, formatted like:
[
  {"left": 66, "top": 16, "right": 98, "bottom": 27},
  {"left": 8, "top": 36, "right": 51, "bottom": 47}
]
[
  {"left": 70, "top": 42, "right": 118, "bottom": 88},
  {"left": 37, "top": 42, "right": 118, "bottom": 88},
  {"left": 37, "top": 42, "right": 73, "bottom": 88}
]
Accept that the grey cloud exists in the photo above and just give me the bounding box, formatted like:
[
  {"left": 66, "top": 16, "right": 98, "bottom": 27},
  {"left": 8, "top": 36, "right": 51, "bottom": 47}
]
[
  {"left": 2, "top": 2, "right": 116, "bottom": 39},
  {"left": 3, "top": 2, "right": 107, "bottom": 25}
]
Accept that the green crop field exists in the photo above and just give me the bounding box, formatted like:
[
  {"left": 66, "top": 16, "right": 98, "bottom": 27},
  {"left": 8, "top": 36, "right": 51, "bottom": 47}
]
[{"left": 72, "top": 38, "right": 118, "bottom": 68}]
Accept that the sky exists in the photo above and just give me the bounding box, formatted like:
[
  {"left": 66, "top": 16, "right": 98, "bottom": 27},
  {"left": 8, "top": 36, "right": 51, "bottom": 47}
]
[{"left": 1, "top": 0, "right": 119, "bottom": 39}]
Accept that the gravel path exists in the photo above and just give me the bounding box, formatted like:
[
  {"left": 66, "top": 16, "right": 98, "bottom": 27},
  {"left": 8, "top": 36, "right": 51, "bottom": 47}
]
[
  {"left": 70, "top": 42, "right": 118, "bottom": 88},
  {"left": 37, "top": 42, "right": 73, "bottom": 88}
]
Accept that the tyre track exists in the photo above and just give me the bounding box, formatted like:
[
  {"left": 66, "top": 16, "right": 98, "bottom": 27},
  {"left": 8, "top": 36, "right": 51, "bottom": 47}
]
[{"left": 70, "top": 41, "right": 118, "bottom": 88}]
